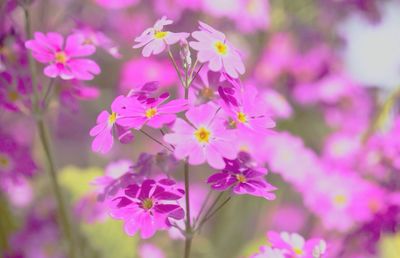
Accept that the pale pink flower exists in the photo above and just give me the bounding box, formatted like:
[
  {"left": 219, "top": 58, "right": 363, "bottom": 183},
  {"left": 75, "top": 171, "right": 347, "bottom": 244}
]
[
  {"left": 164, "top": 103, "right": 238, "bottom": 169},
  {"left": 190, "top": 22, "right": 245, "bottom": 78},
  {"left": 25, "top": 32, "right": 100, "bottom": 80},
  {"left": 133, "top": 16, "right": 189, "bottom": 57}
]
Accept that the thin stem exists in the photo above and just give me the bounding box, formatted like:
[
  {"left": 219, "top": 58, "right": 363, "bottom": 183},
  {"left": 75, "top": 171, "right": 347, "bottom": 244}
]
[
  {"left": 23, "top": 5, "right": 77, "bottom": 257},
  {"left": 183, "top": 161, "right": 192, "bottom": 258},
  {"left": 42, "top": 78, "right": 55, "bottom": 109},
  {"left": 139, "top": 129, "right": 173, "bottom": 152},
  {"left": 167, "top": 48, "right": 185, "bottom": 87},
  {"left": 188, "top": 63, "right": 204, "bottom": 87},
  {"left": 201, "top": 192, "right": 224, "bottom": 222},
  {"left": 193, "top": 189, "right": 213, "bottom": 227},
  {"left": 37, "top": 119, "right": 77, "bottom": 258},
  {"left": 195, "top": 196, "right": 231, "bottom": 233}
]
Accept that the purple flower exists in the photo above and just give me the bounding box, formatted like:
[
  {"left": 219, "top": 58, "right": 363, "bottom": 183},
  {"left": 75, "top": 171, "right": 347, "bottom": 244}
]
[
  {"left": 207, "top": 158, "right": 276, "bottom": 200},
  {"left": 109, "top": 179, "right": 185, "bottom": 239}
]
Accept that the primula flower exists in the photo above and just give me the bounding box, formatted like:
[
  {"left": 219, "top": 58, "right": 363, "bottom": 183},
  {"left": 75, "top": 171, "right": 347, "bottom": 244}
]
[
  {"left": 89, "top": 96, "right": 134, "bottom": 154},
  {"left": 190, "top": 22, "right": 245, "bottom": 78},
  {"left": 73, "top": 28, "right": 121, "bottom": 58},
  {"left": 133, "top": 16, "right": 189, "bottom": 57},
  {"left": 0, "top": 71, "right": 31, "bottom": 112},
  {"left": 110, "top": 179, "right": 185, "bottom": 239},
  {"left": 117, "top": 92, "right": 188, "bottom": 129},
  {"left": 267, "top": 231, "right": 327, "bottom": 258},
  {"left": 60, "top": 80, "right": 100, "bottom": 111},
  {"left": 0, "top": 132, "right": 36, "bottom": 181},
  {"left": 221, "top": 84, "right": 275, "bottom": 134},
  {"left": 164, "top": 103, "right": 238, "bottom": 169},
  {"left": 207, "top": 158, "right": 276, "bottom": 200},
  {"left": 25, "top": 32, "right": 100, "bottom": 80},
  {"left": 250, "top": 246, "right": 285, "bottom": 258}
]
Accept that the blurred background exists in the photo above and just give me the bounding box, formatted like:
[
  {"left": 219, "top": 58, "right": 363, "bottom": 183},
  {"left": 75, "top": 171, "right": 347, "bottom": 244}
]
[{"left": 1, "top": 0, "right": 400, "bottom": 257}]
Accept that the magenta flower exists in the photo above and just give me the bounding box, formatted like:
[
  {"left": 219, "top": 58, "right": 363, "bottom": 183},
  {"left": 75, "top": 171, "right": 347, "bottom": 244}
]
[
  {"left": 190, "top": 22, "right": 245, "bottom": 78},
  {"left": 207, "top": 158, "right": 276, "bottom": 200},
  {"left": 89, "top": 96, "right": 134, "bottom": 154},
  {"left": 0, "top": 71, "right": 31, "bottom": 112},
  {"left": 0, "top": 132, "right": 36, "bottom": 181},
  {"left": 117, "top": 92, "right": 188, "bottom": 129},
  {"left": 133, "top": 16, "right": 189, "bottom": 57},
  {"left": 164, "top": 103, "right": 238, "bottom": 169},
  {"left": 267, "top": 231, "right": 327, "bottom": 258},
  {"left": 25, "top": 32, "right": 100, "bottom": 80},
  {"left": 60, "top": 80, "right": 100, "bottom": 111},
  {"left": 221, "top": 85, "right": 275, "bottom": 134},
  {"left": 110, "top": 179, "right": 185, "bottom": 239},
  {"left": 73, "top": 28, "right": 121, "bottom": 58}
]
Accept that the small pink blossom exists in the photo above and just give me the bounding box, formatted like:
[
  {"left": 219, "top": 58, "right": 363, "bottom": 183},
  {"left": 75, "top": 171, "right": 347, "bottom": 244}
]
[
  {"left": 164, "top": 103, "right": 238, "bottom": 169},
  {"left": 110, "top": 179, "right": 185, "bottom": 239},
  {"left": 25, "top": 32, "right": 100, "bottom": 80},
  {"left": 117, "top": 92, "right": 188, "bottom": 129},
  {"left": 89, "top": 96, "right": 134, "bottom": 154},
  {"left": 73, "top": 28, "right": 121, "bottom": 58},
  {"left": 133, "top": 16, "right": 189, "bottom": 57},
  {"left": 190, "top": 22, "right": 245, "bottom": 78}
]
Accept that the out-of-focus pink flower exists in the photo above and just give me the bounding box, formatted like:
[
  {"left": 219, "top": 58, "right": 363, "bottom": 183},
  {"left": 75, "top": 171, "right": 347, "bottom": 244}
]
[
  {"left": 235, "top": 0, "right": 270, "bottom": 32},
  {"left": 133, "top": 16, "right": 189, "bottom": 57},
  {"left": 207, "top": 157, "right": 276, "bottom": 200},
  {"left": 25, "top": 32, "right": 100, "bottom": 80},
  {"left": 190, "top": 22, "right": 245, "bottom": 78},
  {"left": 154, "top": 0, "right": 202, "bottom": 20},
  {"left": 120, "top": 58, "right": 177, "bottom": 92},
  {"left": 249, "top": 246, "right": 285, "bottom": 258},
  {"left": 164, "top": 103, "right": 238, "bottom": 169},
  {"left": 110, "top": 179, "right": 185, "bottom": 239},
  {"left": 60, "top": 80, "right": 100, "bottom": 111},
  {"left": 94, "top": 0, "right": 139, "bottom": 9},
  {"left": 322, "top": 132, "right": 361, "bottom": 169},
  {"left": 139, "top": 243, "right": 165, "bottom": 258},
  {"left": 267, "top": 231, "right": 327, "bottom": 258},
  {"left": 73, "top": 28, "right": 121, "bottom": 58},
  {"left": 0, "top": 71, "right": 32, "bottom": 112},
  {"left": 260, "top": 89, "right": 292, "bottom": 119},
  {"left": 89, "top": 96, "right": 134, "bottom": 154},
  {"left": 1, "top": 177, "right": 33, "bottom": 208},
  {"left": 0, "top": 132, "right": 36, "bottom": 181},
  {"left": 117, "top": 92, "right": 188, "bottom": 129}
]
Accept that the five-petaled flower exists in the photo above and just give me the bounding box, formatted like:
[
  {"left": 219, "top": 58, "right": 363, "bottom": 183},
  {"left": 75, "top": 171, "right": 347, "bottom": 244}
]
[
  {"left": 164, "top": 103, "right": 238, "bottom": 169},
  {"left": 133, "top": 16, "right": 189, "bottom": 57},
  {"left": 25, "top": 32, "right": 100, "bottom": 80},
  {"left": 190, "top": 22, "right": 245, "bottom": 78},
  {"left": 110, "top": 179, "right": 185, "bottom": 239}
]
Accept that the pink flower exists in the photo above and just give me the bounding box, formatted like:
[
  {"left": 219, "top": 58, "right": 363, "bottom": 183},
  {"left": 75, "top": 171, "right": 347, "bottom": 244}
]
[
  {"left": 190, "top": 22, "right": 245, "bottom": 78},
  {"left": 207, "top": 157, "right": 276, "bottom": 200},
  {"left": 250, "top": 246, "right": 285, "bottom": 258},
  {"left": 139, "top": 243, "right": 165, "bottom": 258},
  {"left": 110, "top": 179, "right": 185, "bottom": 239},
  {"left": 89, "top": 96, "right": 134, "bottom": 154},
  {"left": 164, "top": 103, "right": 238, "bottom": 169},
  {"left": 73, "top": 28, "right": 121, "bottom": 58},
  {"left": 60, "top": 80, "right": 100, "bottom": 111},
  {"left": 94, "top": 0, "right": 139, "bottom": 9},
  {"left": 133, "top": 16, "right": 189, "bottom": 57},
  {"left": 117, "top": 92, "right": 188, "bottom": 129},
  {"left": 267, "top": 231, "right": 327, "bottom": 258},
  {"left": 25, "top": 32, "right": 100, "bottom": 80},
  {"left": 119, "top": 58, "right": 177, "bottom": 93},
  {"left": 221, "top": 84, "right": 275, "bottom": 135}
]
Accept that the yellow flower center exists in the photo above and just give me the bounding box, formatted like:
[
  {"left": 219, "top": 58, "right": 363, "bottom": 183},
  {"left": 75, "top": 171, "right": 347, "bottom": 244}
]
[
  {"left": 55, "top": 51, "right": 67, "bottom": 64},
  {"left": 237, "top": 112, "right": 248, "bottom": 123},
  {"left": 0, "top": 153, "right": 11, "bottom": 170},
  {"left": 142, "top": 198, "right": 154, "bottom": 210},
  {"left": 154, "top": 31, "right": 168, "bottom": 39},
  {"left": 7, "top": 91, "right": 19, "bottom": 102},
  {"left": 145, "top": 108, "right": 157, "bottom": 119},
  {"left": 194, "top": 127, "right": 211, "bottom": 144},
  {"left": 236, "top": 174, "right": 247, "bottom": 183},
  {"left": 293, "top": 247, "right": 304, "bottom": 255},
  {"left": 108, "top": 112, "right": 117, "bottom": 125},
  {"left": 333, "top": 194, "right": 347, "bottom": 206},
  {"left": 214, "top": 41, "right": 228, "bottom": 55},
  {"left": 200, "top": 87, "right": 214, "bottom": 99}
]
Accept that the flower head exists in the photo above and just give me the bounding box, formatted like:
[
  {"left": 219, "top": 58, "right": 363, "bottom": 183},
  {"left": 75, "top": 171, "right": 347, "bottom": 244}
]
[
  {"left": 25, "top": 32, "right": 100, "bottom": 80},
  {"left": 190, "top": 22, "right": 245, "bottom": 78},
  {"left": 164, "top": 103, "right": 238, "bottom": 169},
  {"left": 110, "top": 179, "right": 185, "bottom": 239},
  {"left": 207, "top": 157, "right": 276, "bottom": 200},
  {"left": 133, "top": 17, "right": 189, "bottom": 57}
]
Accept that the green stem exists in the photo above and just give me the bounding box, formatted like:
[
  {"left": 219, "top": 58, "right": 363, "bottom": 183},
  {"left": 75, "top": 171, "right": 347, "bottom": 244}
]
[
  {"left": 167, "top": 48, "right": 185, "bottom": 88},
  {"left": 183, "top": 161, "right": 192, "bottom": 258},
  {"left": 195, "top": 196, "right": 231, "bottom": 233},
  {"left": 23, "top": 4, "right": 77, "bottom": 257},
  {"left": 139, "top": 129, "right": 173, "bottom": 152}
]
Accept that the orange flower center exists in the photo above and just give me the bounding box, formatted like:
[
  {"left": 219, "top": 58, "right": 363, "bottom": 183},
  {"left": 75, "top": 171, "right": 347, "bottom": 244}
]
[
  {"left": 194, "top": 127, "right": 211, "bottom": 144},
  {"left": 55, "top": 51, "right": 67, "bottom": 64}
]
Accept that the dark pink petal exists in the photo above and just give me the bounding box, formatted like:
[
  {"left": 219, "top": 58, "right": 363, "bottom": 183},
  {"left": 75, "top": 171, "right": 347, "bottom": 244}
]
[
  {"left": 125, "top": 184, "right": 140, "bottom": 198},
  {"left": 154, "top": 204, "right": 181, "bottom": 214}
]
